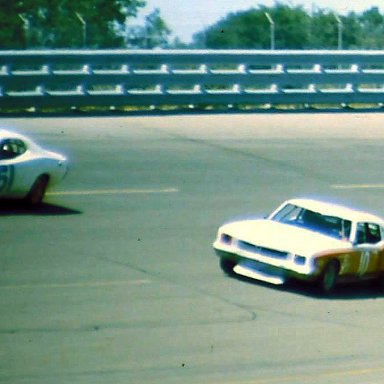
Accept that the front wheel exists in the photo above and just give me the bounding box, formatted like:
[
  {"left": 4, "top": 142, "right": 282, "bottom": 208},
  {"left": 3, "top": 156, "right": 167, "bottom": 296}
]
[
  {"left": 318, "top": 260, "right": 339, "bottom": 294},
  {"left": 220, "top": 258, "right": 236, "bottom": 275},
  {"left": 26, "top": 175, "right": 49, "bottom": 207},
  {"left": 374, "top": 274, "right": 384, "bottom": 291}
]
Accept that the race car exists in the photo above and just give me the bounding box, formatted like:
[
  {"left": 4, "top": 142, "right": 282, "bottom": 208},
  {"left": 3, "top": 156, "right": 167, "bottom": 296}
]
[
  {"left": 213, "top": 198, "right": 384, "bottom": 293},
  {"left": 0, "top": 129, "right": 68, "bottom": 206}
]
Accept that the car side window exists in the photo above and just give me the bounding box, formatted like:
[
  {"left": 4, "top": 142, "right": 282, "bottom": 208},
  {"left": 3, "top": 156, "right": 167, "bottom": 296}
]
[
  {"left": 355, "top": 223, "right": 366, "bottom": 244},
  {"left": 15, "top": 139, "right": 27, "bottom": 155},
  {"left": 0, "top": 139, "right": 27, "bottom": 160},
  {"left": 356, "top": 222, "right": 381, "bottom": 244},
  {"left": 366, "top": 223, "right": 381, "bottom": 244}
]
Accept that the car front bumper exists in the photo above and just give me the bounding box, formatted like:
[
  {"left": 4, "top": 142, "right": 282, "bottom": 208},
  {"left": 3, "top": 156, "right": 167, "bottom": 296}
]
[{"left": 214, "top": 246, "right": 319, "bottom": 285}]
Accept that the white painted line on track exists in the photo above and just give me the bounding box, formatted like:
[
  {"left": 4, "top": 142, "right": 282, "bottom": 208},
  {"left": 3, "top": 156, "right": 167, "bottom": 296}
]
[
  {"left": 224, "top": 364, "right": 384, "bottom": 384},
  {"left": 331, "top": 184, "right": 384, "bottom": 190},
  {"left": 0, "top": 279, "right": 151, "bottom": 290},
  {"left": 47, "top": 187, "right": 179, "bottom": 196}
]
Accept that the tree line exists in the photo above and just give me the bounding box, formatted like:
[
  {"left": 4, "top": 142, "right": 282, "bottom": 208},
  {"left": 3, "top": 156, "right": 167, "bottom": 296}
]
[
  {"left": 1, "top": 1, "right": 384, "bottom": 50},
  {"left": 192, "top": 4, "right": 384, "bottom": 50},
  {"left": 0, "top": 0, "right": 170, "bottom": 49}
]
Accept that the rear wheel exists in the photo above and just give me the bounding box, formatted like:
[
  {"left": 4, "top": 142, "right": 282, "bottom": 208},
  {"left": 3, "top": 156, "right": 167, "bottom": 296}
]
[
  {"left": 318, "top": 260, "right": 339, "bottom": 294},
  {"left": 220, "top": 258, "right": 236, "bottom": 275},
  {"left": 375, "top": 274, "right": 384, "bottom": 291},
  {"left": 26, "top": 175, "right": 49, "bottom": 207}
]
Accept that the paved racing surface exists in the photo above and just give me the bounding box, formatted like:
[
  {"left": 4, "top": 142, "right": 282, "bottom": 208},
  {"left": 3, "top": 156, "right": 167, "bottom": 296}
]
[{"left": 2, "top": 113, "right": 384, "bottom": 384}]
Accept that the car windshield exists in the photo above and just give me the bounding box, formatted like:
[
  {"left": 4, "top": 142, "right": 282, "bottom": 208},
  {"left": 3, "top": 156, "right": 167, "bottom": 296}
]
[{"left": 270, "top": 203, "right": 351, "bottom": 240}]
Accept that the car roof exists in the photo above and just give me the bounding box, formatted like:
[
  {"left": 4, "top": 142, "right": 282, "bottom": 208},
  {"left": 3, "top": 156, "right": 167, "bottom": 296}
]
[
  {"left": 0, "top": 129, "right": 28, "bottom": 141},
  {"left": 0, "top": 128, "right": 41, "bottom": 148},
  {"left": 287, "top": 198, "right": 384, "bottom": 224}
]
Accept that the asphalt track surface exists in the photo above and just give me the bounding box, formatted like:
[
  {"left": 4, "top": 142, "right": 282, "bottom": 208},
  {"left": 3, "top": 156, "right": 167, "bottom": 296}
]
[{"left": 2, "top": 113, "right": 384, "bottom": 384}]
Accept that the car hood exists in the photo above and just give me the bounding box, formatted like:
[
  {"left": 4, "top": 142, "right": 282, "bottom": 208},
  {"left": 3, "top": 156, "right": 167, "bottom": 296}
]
[
  {"left": 220, "top": 219, "right": 349, "bottom": 257},
  {"left": 45, "top": 150, "right": 67, "bottom": 162}
]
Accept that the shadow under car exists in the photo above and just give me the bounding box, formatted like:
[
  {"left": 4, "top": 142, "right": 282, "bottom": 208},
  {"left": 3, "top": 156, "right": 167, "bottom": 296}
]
[{"left": 0, "top": 199, "right": 82, "bottom": 216}]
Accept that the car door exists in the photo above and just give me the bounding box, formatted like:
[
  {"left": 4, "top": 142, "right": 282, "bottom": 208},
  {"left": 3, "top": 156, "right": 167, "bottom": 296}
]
[
  {"left": 0, "top": 162, "right": 15, "bottom": 196},
  {"left": 0, "top": 138, "right": 40, "bottom": 198},
  {"left": 352, "top": 222, "right": 383, "bottom": 277},
  {"left": 0, "top": 139, "right": 20, "bottom": 197}
]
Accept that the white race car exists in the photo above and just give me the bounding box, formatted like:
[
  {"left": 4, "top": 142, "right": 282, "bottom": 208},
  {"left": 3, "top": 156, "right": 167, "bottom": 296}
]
[
  {"left": 0, "top": 129, "right": 68, "bottom": 206},
  {"left": 213, "top": 198, "right": 384, "bottom": 293}
]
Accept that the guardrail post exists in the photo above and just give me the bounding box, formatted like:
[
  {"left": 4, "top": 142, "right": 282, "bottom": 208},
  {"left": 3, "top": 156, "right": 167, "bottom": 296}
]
[
  {"left": 41, "top": 64, "right": 52, "bottom": 74},
  {"left": 76, "top": 85, "right": 86, "bottom": 95},
  {"left": 116, "top": 84, "right": 126, "bottom": 94},
  {"left": 121, "top": 64, "right": 130, "bottom": 73},
  {"left": 82, "top": 64, "right": 92, "bottom": 74},
  {"left": 238, "top": 64, "right": 248, "bottom": 73},
  {"left": 1, "top": 65, "right": 10, "bottom": 75},
  {"left": 36, "top": 85, "right": 46, "bottom": 95}
]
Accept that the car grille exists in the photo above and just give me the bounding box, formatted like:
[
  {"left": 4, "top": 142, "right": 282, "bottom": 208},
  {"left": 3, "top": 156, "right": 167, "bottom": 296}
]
[{"left": 237, "top": 240, "right": 289, "bottom": 259}]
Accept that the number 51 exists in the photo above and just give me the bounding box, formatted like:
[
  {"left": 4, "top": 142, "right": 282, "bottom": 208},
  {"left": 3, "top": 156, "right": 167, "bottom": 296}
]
[{"left": 0, "top": 165, "right": 15, "bottom": 192}]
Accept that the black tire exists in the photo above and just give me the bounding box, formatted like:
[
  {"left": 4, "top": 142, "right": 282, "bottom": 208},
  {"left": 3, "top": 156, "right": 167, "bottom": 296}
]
[
  {"left": 220, "top": 258, "right": 236, "bottom": 275},
  {"left": 318, "top": 260, "right": 339, "bottom": 294},
  {"left": 26, "top": 175, "right": 49, "bottom": 207},
  {"left": 375, "top": 274, "right": 384, "bottom": 291}
]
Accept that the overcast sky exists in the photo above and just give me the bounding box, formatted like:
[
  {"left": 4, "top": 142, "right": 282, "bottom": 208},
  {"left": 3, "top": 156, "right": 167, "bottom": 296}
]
[{"left": 141, "top": 0, "right": 383, "bottom": 43}]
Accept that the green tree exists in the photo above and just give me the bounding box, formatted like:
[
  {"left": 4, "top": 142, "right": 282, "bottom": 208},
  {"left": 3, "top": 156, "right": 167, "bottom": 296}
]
[
  {"left": 144, "top": 8, "right": 171, "bottom": 48},
  {"left": 311, "top": 10, "right": 340, "bottom": 49},
  {"left": 272, "top": 4, "right": 311, "bottom": 49},
  {"left": 0, "top": 0, "right": 146, "bottom": 49},
  {"left": 342, "top": 12, "right": 364, "bottom": 49},
  {"left": 359, "top": 7, "right": 384, "bottom": 48},
  {"left": 170, "top": 37, "right": 189, "bottom": 49},
  {"left": 0, "top": 1, "right": 25, "bottom": 48},
  {"left": 192, "top": 3, "right": 384, "bottom": 50},
  {"left": 311, "top": 10, "right": 364, "bottom": 49},
  {"left": 199, "top": 9, "right": 271, "bottom": 49},
  {"left": 193, "top": 3, "right": 311, "bottom": 49},
  {"left": 126, "top": 8, "right": 171, "bottom": 48}
]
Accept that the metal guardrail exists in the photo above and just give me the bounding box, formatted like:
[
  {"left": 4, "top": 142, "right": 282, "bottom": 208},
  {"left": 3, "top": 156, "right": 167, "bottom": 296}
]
[{"left": 1, "top": 50, "right": 384, "bottom": 109}]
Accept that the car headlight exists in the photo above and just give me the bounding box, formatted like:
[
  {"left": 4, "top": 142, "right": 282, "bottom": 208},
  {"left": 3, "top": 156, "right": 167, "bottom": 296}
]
[
  {"left": 220, "top": 233, "right": 233, "bottom": 245},
  {"left": 294, "top": 255, "right": 306, "bottom": 265}
]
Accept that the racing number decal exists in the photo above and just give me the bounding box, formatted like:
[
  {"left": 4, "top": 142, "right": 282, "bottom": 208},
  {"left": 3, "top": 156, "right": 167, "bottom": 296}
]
[
  {"left": 0, "top": 165, "right": 15, "bottom": 193},
  {"left": 357, "top": 250, "right": 370, "bottom": 276}
]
